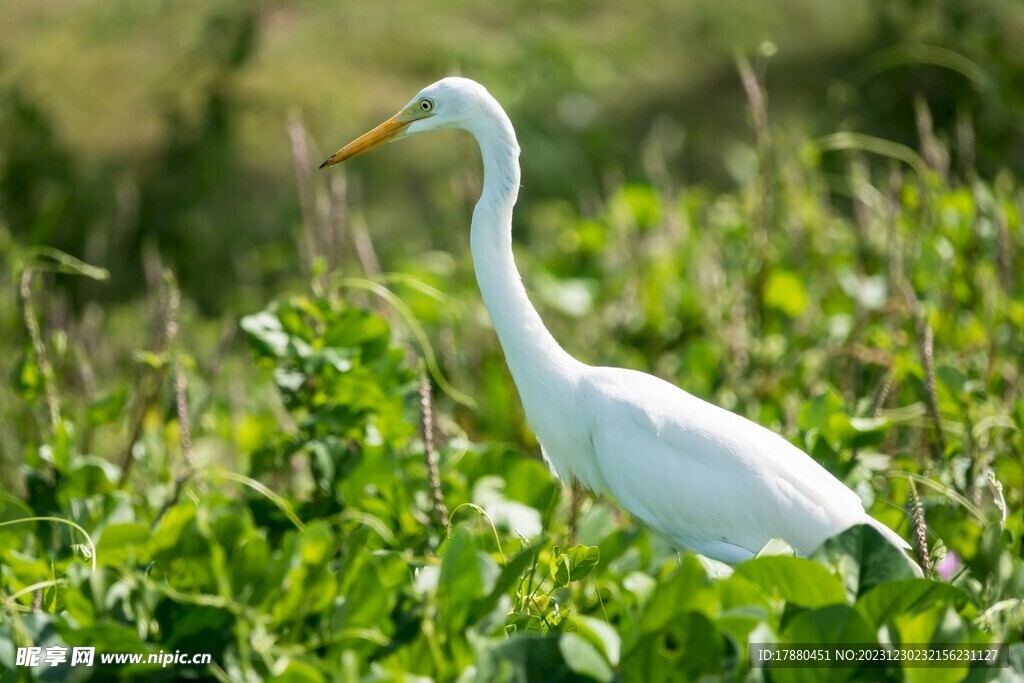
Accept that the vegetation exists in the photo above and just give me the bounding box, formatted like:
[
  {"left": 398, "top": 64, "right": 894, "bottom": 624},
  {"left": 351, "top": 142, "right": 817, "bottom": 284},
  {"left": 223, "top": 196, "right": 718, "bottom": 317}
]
[{"left": 1, "top": 1, "right": 1023, "bottom": 681}]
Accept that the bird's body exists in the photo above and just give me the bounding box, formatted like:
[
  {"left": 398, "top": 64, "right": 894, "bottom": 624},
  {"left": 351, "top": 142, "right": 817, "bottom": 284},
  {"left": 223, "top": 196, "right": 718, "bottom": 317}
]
[{"left": 322, "top": 77, "right": 915, "bottom": 567}]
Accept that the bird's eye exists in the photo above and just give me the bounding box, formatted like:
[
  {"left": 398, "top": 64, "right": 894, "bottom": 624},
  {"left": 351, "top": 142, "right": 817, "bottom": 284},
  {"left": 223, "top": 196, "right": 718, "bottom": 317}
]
[{"left": 419, "top": 98, "right": 434, "bottom": 112}]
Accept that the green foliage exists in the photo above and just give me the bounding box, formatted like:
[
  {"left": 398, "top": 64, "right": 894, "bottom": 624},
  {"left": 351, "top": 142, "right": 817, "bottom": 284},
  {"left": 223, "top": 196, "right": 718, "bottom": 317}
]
[
  {"left": 241, "top": 297, "right": 416, "bottom": 505},
  {"left": 2, "top": 253, "right": 1021, "bottom": 679},
  {"left": 2, "top": 3, "right": 1024, "bottom": 679}
]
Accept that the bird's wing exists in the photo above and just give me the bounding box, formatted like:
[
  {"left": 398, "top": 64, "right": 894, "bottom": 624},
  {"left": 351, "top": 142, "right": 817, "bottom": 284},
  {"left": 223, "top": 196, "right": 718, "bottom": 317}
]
[{"left": 583, "top": 367, "right": 870, "bottom": 559}]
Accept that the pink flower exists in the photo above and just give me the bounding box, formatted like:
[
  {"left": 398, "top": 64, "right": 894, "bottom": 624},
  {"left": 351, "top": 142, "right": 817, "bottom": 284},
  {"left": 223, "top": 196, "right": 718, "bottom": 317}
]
[{"left": 935, "top": 550, "right": 962, "bottom": 580}]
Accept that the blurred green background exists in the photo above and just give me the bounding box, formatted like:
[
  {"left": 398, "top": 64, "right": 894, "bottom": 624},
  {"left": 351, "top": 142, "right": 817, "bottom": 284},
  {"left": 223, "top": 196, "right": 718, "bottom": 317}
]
[
  {"left": 2, "top": 1, "right": 1023, "bottom": 680},
  {"left": 3, "top": 0, "right": 1023, "bottom": 312}
]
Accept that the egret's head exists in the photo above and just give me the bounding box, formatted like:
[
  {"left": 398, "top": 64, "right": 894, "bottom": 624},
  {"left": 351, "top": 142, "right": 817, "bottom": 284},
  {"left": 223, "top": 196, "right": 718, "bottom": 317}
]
[{"left": 320, "top": 77, "right": 491, "bottom": 168}]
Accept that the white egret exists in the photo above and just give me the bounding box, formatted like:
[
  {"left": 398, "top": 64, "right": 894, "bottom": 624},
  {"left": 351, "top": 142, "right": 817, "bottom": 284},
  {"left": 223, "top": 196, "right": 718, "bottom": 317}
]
[{"left": 321, "top": 77, "right": 918, "bottom": 570}]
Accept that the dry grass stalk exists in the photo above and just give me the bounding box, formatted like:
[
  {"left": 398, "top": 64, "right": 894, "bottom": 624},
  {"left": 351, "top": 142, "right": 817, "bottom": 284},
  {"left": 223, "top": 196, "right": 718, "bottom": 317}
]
[
  {"left": 287, "top": 109, "right": 320, "bottom": 280},
  {"left": 886, "top": 166, "right": 907, "bottom": 291},
  {"left": 736, "top": 53, "right": 773, "bottom": 330},
  {"left": 118, "top": 255, "right": 182, "bottom": 487},
  {"left": 351, "top": 217, "right": 382, "bottom": 279},
  {"left": 151, "top": 273, "right": 206, "bottom": 524},
  {"left": 736, "top": 55, "right": 770, "bottom": 153},
  {"left": 420, "top": 370, "right": 449, "bottom": 532},
  {"left": 18, "top": 268, "right": 61, "bottom": 433},
  {"left": 289, "top": 111, "right": 354, "bottom": 293},
  {"left": 851, "top": 369, "right": 896, "bottom": 464},
  {"left": 914, "top": 95, "right": 948, "bottom": 181},
  {"left": 907, "top": 477, "right": 932, "bottom": 575},
  {"left": 994, "top": 205, "right": 1013, "bottom": 293},
  {"left": 956, "top": 111, "right": 975, "bottom": 176},
  {"left": 885, "top": 167, "right": 946, "bottom": 461},
  {"left": 172, "top": 370, "right": 193, "bottom": 471},
  {"left": 74, "top": 341, "right": 98, "bottom": 400},
  {"left": 868, "top": 370, "right": 897, "bottom": 417},
  {"left": 161, "top": 272, "right": 201, "bottom": 481},
  {"left": 916, "top": 318, "right": 946, "bottom": 459},
  {"left": 326, "top": 173, "right": 349, "bottom": 274}
]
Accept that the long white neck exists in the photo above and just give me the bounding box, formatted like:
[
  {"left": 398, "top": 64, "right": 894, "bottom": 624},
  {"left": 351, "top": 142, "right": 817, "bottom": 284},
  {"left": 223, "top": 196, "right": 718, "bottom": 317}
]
[{"left": 465, "top": 104, "right": 582, "bottom": 423}]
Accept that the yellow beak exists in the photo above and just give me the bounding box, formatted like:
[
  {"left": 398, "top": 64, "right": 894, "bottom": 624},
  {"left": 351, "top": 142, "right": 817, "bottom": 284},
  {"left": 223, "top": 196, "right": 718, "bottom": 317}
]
[{"left": 319, "top": 113, "right": 412, "bottom": 169}]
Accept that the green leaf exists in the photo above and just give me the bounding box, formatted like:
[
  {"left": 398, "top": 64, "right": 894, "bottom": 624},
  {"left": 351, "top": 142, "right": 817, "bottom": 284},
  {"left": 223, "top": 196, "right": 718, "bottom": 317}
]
[
  {"left": 560, "top": 632, "right": 613, "bottom": 682},
  {"left": 269, "top": 659, "right": 327, "bottom": 683},
  {"left": 11, "top": 353, "right": 42, "bottom": 398},
  {"left": 811, "top": 523, "right": 920, "bottom": 598},
  {"left": 329, "top": 554, "right": 394, "bottom": 641},
  {"left": 764, "top": 269, "right": 809, "bottom": 318},
  {"left": 305, "top": 437, "right": 360, "bottom": 496},
  {"left": 56, "top": 619, "right": 154, "bottom": 658},
  {"left": 474, "top": 634, "right": 575, "bottom": 682},
  {"left": 471, "top": 542, "right": 541, "bottom": 624},
  {"left": 598, "top": 527, "right": 644, "bottom": 571},
  {"left": 894, "top": 605, "right": 976, "bottom": 683},
  {"left": 798, "top": 387, "right": 844, "bottom": 434},
  {"left": 0, "top": 495, "right": 36, "bottom": 547},
  {"left": 241, "top": 311, "right": 290, "bottom": 358},
  {"left": 474, "top": 476, "right": 543, "bottom": 539},
  {"left": 500, "top": 458, "right": 558, "bottom": 513},
  {"left": 62, "top": 456, "right": 120, "bottom": 496},
  {"left": 717, "top": 573, "right": 770, "bottom": 614},
  {"left": 610, "top": 183, "right": 663, "bottom": 230},
  {"left": 298, "top": 520, "right": 335, "bottom": 566},
  {"left": 757, "top": 538, "right": 796, "bottom": 557},
  {"left": 439, "top": 528, "right": 485, "bottom": 632},
  {"left": 86, "top": 389, "right": 128, "bottom": 426},
  {"left": 816, "top": 132, "right": 930, "bottom": 182},
  {"left": 133, "top": 350, "right": 169, "bottom": 369},
  {"left": 23, "top": 246, "right": 109, "bottom": 280},
  {"left": 550, "top": 544, "right": 600, "bottom": 587},
  {"left": 640, "top": 554, "right": 718, "bottom": 631},
  {"left": 838, "top": 416, "right": 893, "bottom": 450},
  {"left": 95, "top": 523, "right": 152, "bottom": 566},
  {"left": 621, "top": 611, "right": 725, "bottom": 683},
  {"left": 149, "top": 502, "right": 199, "bottom": 557},
  {"left": 855, "top": 579, "right": 971, "bottom": 628},
  {"left": 572, "top": 615, "right": 621, "bottom": 666},
  {"left": 734, "top": 556, "right": 846, "bottom": 608},
  {"left": 271, "top": 521, "right": 339, "bottom": 623},
  {"left": 772, "top": 604, "right": 877, "bottom": 683},
  {"left": 798, "top": 387, "right": 883, "bottom": 453},
  {"left": 322, "top": 307, "right": 391, "bottom": 356},
  {"left": 815, "top": 524, "right": 921, "bottom": 598}
]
